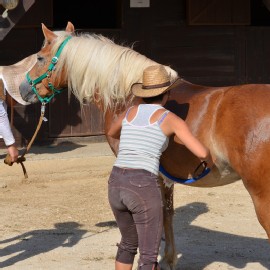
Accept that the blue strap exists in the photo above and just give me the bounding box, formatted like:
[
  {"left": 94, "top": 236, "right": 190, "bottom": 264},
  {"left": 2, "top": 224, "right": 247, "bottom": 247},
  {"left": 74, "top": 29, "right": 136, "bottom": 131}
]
[{"left": 159, "top": 164, "right": 211, "bottom": 184}]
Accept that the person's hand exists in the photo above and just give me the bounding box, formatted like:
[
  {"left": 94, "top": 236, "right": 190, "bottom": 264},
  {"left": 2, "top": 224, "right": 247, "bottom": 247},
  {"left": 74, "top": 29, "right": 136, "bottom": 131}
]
[
  {"left": 203, "top": 153, "right": 215, "bottom": 169},
  {"left": 7, "top": 144, "right": 19, "bottom": 163}
]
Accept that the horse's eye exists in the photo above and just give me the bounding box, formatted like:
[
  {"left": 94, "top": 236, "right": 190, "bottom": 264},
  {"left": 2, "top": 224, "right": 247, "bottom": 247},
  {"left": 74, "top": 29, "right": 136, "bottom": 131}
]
[{"left": 37, "top": 55, "right": 43, "bottom": 62}]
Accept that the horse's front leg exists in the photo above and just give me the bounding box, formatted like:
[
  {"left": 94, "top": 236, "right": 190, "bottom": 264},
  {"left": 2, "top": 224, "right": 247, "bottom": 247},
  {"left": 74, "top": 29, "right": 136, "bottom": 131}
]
[{"left": 159, "top": 177, "right": 177, "bottom": 270}]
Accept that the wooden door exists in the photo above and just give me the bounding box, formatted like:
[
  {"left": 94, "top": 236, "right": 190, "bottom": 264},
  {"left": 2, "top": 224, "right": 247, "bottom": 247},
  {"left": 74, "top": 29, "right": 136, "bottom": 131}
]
[{"left": 48, "top": 91, "right": 104, "bottom": 138}]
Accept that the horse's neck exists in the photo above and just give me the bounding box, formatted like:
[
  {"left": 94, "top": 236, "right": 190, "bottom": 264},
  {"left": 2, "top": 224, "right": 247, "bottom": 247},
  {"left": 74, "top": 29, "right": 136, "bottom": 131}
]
[{"left": 164, "top": 80, "right": 206, "bottom": 118}]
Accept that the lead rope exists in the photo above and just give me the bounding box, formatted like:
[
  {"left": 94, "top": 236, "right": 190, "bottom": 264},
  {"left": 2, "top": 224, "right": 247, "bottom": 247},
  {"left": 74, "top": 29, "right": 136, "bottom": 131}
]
[{"left": 4, "top": 103, "right": 46, "bottom": 179}]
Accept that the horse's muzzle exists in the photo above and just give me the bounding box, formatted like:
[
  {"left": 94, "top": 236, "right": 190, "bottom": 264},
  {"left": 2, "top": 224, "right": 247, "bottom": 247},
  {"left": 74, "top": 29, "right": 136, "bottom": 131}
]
[{"left": 19, "top": 78, "right": 39, "bottom": 104}]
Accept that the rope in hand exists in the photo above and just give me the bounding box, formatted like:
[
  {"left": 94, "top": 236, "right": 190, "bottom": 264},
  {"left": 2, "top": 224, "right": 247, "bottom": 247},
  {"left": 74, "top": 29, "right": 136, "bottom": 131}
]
[{"left": 4, "top": 103, "right": 46, "bottom": 179}]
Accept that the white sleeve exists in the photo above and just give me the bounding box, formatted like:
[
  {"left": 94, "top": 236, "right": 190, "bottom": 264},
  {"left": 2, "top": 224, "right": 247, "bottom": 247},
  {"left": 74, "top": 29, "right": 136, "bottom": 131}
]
[{"left": 0, "top": 100, "right": 15, "bottom": 146}]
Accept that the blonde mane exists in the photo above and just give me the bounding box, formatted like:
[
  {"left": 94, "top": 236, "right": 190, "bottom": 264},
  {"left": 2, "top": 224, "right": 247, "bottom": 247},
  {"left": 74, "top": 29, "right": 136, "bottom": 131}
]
[{"left": 52, "top": 32, "right": 178, "bottom": 110}]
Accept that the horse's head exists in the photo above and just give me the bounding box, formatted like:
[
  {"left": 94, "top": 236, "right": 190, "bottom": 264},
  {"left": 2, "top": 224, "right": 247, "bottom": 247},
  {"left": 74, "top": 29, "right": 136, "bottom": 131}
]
[
  {"left": 20, "top": 21, "right": 178, "bottom": 111},
  {"left": 19, "top": 22, "right": 74, "bottom": 104}
]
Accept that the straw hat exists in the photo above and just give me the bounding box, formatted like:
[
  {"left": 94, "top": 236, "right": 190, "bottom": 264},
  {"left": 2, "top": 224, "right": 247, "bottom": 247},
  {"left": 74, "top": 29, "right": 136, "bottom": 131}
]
[
  {"left": 132, "top": 65, "right": 178, "bottom": 98},
  {"left": 0, "top": 53, "right": 36, "bottom": 105}
]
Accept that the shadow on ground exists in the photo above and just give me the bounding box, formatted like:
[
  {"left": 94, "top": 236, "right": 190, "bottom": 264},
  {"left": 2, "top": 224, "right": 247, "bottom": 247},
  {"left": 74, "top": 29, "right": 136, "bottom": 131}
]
[
  {"left": 0, "top": 222, "right": 87, "bottom": 268},
  {"left": 167, "top": 202, "right": 270, "bottom": 269},
  {"left": 0, "top": 141, "right": 87, "bottom": 160}
]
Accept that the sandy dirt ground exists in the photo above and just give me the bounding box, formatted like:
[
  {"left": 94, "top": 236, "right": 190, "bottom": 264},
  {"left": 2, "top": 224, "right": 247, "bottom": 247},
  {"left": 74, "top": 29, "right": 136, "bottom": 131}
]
[{"left": 0, "top": 141, "right": 269, "bottom": 270}]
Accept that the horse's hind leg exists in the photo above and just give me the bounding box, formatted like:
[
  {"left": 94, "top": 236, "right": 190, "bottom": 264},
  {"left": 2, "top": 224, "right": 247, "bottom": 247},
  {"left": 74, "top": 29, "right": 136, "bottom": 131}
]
[
  {"left": 159, "top": 177, "right": 177, "bottom": 270},
  {"left": 248, "top": 184, "right": 270, "bottom": 241}
]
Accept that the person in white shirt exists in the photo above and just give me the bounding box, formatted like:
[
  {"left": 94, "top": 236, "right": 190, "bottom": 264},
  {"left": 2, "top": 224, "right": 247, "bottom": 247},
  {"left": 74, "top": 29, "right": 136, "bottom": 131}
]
[
  {"left": 0, "top": 54, "right": 36, "bottom": 163},
  {"left": 107, "top": 65, "right": 214, "bottom": 270},
  {"left": 0, "top": 79, "right": 18, "bottom": 162}
]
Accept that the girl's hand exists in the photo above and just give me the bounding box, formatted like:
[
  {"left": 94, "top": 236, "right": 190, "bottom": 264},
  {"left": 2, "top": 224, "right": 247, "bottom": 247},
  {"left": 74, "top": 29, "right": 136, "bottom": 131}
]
[{"left": 7, "top": 144, "right": 18, "bottom": 163}]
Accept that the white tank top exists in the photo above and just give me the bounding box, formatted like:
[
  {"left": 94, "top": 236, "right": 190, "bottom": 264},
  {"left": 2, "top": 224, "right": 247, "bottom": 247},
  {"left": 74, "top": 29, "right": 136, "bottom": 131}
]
[{"left": 114, "top": 104, "right": 169, "bottom": 175}]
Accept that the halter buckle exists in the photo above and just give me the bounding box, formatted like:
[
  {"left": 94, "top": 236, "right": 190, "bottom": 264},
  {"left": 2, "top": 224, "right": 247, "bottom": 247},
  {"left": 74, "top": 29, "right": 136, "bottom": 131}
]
[
  {"left": 51, "top": 56, "right": 58, "bottom": 64},
  {"left": 41, "top": 102, "right": 46, "bottom": 114}
]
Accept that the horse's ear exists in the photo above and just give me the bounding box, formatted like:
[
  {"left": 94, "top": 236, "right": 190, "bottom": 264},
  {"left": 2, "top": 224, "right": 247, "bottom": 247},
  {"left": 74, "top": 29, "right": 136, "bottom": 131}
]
[
  {"left": 41, "top": 23, "right": 57, "bottom": 42},
  {"left": 66, "top": 22, "right": 75, "bottom": 33}
]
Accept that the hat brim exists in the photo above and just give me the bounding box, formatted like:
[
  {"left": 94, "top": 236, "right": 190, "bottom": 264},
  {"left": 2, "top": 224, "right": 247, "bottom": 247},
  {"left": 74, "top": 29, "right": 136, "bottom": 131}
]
[
  {"left": 132, "top": 78, "right": 181, "bottom": 98},
  {"left": 1, "top": 54, "right": 36, "bottom": 105}
]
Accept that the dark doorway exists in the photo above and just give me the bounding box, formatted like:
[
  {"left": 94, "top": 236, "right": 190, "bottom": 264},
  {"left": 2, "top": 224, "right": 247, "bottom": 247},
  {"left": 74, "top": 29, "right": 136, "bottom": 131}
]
[{"left": 53, "top": 0, "right": 122, "bottom": 29}]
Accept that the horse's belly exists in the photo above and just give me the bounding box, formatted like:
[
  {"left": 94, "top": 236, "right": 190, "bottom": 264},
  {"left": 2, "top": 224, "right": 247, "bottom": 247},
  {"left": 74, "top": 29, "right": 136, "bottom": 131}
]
[
  {"left": 161, "top": 165, "right": 241, "bottom": 188},
  {"left": 187, "top": 166, "right": 240, "bottom": 187}
]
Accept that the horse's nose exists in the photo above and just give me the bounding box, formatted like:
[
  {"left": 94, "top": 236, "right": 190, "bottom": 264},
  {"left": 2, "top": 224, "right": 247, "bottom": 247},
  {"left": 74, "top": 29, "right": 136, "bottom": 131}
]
[{"left": 19, "top": 79, "right": 37, "bottom": 103}]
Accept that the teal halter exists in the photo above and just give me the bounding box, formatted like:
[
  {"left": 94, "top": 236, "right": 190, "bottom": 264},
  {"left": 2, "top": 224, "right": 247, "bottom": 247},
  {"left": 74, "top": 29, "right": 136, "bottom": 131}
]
[{"left": 26, "top": 36, "right": 72, "bottom": 104}]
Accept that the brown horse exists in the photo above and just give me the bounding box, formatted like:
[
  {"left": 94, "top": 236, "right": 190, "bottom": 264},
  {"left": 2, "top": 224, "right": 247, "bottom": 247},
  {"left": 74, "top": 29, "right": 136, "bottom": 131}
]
[{"left": 19, "top": 22, "right": 270, "bottom": 270}]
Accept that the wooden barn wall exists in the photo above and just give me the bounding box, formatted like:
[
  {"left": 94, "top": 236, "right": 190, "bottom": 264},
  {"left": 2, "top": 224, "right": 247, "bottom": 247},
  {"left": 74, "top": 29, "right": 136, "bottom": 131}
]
[{"left": 1, "top": 0, "right": 270, "bottom": 146}]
